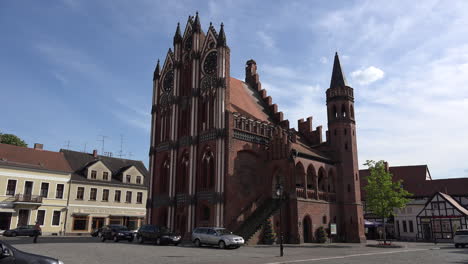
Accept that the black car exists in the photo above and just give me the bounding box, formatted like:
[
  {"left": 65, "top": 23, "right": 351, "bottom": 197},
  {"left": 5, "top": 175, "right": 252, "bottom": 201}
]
[
  {"left": 100, "top": 225, "right": 134, "bottom": 242},
  {"left": 3, "top": 226, "right": 40, "bottom": 237},
  {"left": 136, "top": 225, "right": 181, "bottom": 245},
  {"left": 0, "top": 241, "right": 64, "bottom": 264},
  {"left": 91, "top": 227, "right": 103, "bottom": 237}
]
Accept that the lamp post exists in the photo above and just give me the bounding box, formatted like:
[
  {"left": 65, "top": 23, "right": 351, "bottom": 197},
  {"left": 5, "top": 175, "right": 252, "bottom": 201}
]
[{"left": 276, "top": 183, "right": 284, "bottom": 257}]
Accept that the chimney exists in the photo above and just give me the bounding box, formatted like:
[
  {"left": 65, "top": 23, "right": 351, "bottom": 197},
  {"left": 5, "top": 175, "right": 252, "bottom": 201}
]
[
  {"left": 383, "top": 161, "right": 389, "bottom": 172},
  {"left": 93, "top": 149, "right": 98, "bottom": 158},
  {"left": 34, "top": 143, "right": 43, "bottom": 150}
]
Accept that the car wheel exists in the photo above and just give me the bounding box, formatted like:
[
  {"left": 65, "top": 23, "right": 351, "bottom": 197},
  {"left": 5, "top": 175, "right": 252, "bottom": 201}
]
[
  {"left": 128, "top": 237, "right": 134, "bottom": 243},
  {"left": 113, "top": 236, "right": 119, "bottom": 242},
  {"left": 219, "top": 240, "right": 226, "bottom": 249},
  {"left": 156, "top": 237, "right": 161, "bottom": 246},
  {"left": 101, "top": 236, "right": 106, "bottom": 242},
  {"left": 194, "top": 239, "right": 201, "bottom": 247},
  {"left": 462, "top": 244, "right": 466, "bottom": 248},
  {"left": 174, "top": 242, "right": 180, "bottom": 246},
  {"left": 98, "top": 232, "right": 102, "bottom": 238},
  {"left": 11, "top": 232, "right": 16, "bottom": 237},
  {"left": 137, "top": 236, "right": 144, "bottom": 244}
]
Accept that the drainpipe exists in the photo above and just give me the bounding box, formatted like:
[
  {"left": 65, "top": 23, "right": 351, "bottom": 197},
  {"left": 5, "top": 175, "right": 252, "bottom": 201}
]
[{"left": 62, "top": 178, "right": 72, "bottom": 236}]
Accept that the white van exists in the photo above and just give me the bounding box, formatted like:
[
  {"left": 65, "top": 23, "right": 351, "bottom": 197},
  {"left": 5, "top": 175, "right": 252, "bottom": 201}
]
[{"left": 454, "top": 229, "right": 468, "bottom": 248}]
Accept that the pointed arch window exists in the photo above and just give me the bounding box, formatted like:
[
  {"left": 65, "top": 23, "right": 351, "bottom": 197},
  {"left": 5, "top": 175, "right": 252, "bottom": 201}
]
[
  {"left": 341, "top": 104, "right": 347, "bottom": 118},
  {"left": 333, "top": 105, "right": 338, "bottom": 119},
  {"left": 160, "top": 158, "right": 170, "bottom": 194},
  {"left": 198, "top": 149, "right": 215, "bottom": 191},
  {"left": 350, "top": 105, "right": 355, "bottom": 119},
  {"left": 176, "top": 153, "right": 189, "bottom": 193}
]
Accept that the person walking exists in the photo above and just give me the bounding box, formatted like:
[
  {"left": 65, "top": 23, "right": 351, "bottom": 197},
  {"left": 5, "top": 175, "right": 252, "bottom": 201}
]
[{"left": 33, "top": 221, "right": 41, "bottom": 243}]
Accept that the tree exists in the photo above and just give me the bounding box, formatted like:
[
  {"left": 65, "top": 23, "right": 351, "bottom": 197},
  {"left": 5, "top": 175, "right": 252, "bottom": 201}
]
[
  {"left": 0, "top": 133, "right": 28, "bottom": 147},
  {"left": 363, "top": 160, "right": 412, "bottom": 244},
  {"left": 261, "top": 218, "right": 276, "bottom": 245}
]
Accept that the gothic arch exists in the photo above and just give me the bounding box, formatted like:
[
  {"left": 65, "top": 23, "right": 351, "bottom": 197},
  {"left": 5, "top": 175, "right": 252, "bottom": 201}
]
[
  {"left": 303, "top": 215, "right": 313, "bottom": 243},
  {"left": 160, "top": 157, "right": 170, "bottom": 194},
  {"left": 350, "top": 104, "right": 355, "bottom": 119},
  {"left": 318, "top": 167, "right": 327, "bottom": 192},
  {"left": 176, "top": 151, "right": 189, "bottom": 193},
  {"left": 306, "top": 165, "right": 316, "bottom": 190},
  {"left": 333, "top": 105, "right": 338, "bottom": 119},
  {"left": 328, "top": 168, "right": 336, "bottom": 193},
  {"left": 198, "top": 147, "right": 215, "bottom": 191},
  {"left": 341, "top": 104, "right": 347, "bottom": 118},
  {"left": 295, "top": 162, "right": 305, "bottom": 188}
]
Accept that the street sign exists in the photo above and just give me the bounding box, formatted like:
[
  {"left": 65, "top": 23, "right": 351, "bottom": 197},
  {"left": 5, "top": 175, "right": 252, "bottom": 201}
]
[{"left": 330, "top": 223, "right": 337, "bottom": 235}]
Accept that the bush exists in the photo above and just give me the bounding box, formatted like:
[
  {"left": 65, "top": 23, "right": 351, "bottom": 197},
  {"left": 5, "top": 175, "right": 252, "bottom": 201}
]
[
  {"left": 315, "top": 226, "right": 328, "bottom": 243},
  {"left": 262, "top": 219, "right": 276, "bottom": 244}
]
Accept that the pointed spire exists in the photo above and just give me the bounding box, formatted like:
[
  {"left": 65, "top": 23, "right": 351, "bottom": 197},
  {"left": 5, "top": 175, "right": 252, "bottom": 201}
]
[
  {"left": 193, "top": 11, "right": 201, "bottom": 33},
  {"left": 173, "top": 22, "right": 182, "bottom": 45},
  {"left": 217, "top": 23, "right": 227, "bottom": 47},
  {"left": 329, "top": 52, "right": 348, "bottom": 88},
  {"left": 153, "top": 60, "right": 160, "bottom": 81}
]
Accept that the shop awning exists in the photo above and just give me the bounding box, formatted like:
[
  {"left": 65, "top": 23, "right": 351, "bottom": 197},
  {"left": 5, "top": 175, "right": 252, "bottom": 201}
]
[
  {"left": 365, "top": 220, "right": 383, "bottom": 227},
  {"left": 110, "top": 214, "right": 145, "bottom": 218}
]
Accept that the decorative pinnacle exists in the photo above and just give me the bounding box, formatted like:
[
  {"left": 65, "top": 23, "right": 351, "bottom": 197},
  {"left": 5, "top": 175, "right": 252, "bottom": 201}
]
[
  {"left": 193, "top": 11, "right": 201, "bottom": 33},
  {"left": 217, "top": 22, "right": 226, "bottom": 47},
  {"left": 153, "top": 60, "right": 160, "bottom": 81},
  {"left": 329, "top": 52, "right": 348, "bottom": 88},
  {"left": 174, "top": 22, "right": 182, "bottom": 44}
]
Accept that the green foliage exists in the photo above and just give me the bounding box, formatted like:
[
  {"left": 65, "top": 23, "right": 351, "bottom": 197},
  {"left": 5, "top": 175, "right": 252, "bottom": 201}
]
[
  {"left": 261, "top": 218, "right": 276, "bottom": 245},
  {"left": 315, "top": 226, "right": 327, "bottom": 243},
  {"left": 0, "top": 133, "right": 27, "bottom": 147},
  {"left": 363, "top": 160, "right": 412, "bottom": 219}
]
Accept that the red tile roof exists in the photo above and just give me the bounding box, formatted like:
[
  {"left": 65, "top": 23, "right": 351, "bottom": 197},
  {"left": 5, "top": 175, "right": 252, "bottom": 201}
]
[
  {"left": 228, "top": 77, "right": 273, "bottom": 122},
  {"left": 0, "top": 143, "right": 72, "bottom": 173}
]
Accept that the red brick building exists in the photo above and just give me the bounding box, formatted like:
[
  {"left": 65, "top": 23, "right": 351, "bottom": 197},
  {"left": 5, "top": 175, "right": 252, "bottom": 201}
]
[{"left": 148, "top": 14, "right": 366, "bottom": 243}]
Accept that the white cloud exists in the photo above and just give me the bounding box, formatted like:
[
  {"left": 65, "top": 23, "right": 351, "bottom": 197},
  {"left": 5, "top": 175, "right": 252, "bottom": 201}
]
[
  {"left": 257, "top": 31, "right": 276, "bottom": 50},
  {"left": 351, "top": 66, "right": 384, "bottom": 85},
  {"left": 320, "top": 57, "right": 328, "bottom": 64}
]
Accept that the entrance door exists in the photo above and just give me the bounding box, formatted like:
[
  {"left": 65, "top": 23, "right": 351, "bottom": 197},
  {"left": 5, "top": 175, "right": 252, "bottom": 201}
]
[
  {"left": 92, "top": 218, "right": 105, "bottom": 229},
  {"left": 0, "top": 213, "right": 12, "bottom": 230},
  {"left": 24, "top": 182, "right": 33, "bottom": 196},
  {"left": 422, "top": 223, "right": 432, "bottom": 241},
  {"left": 18, "top": 210, "right": 30, "bottom": 227},
  {"left": 303, "top": 216, "right": 312, "bottom": 242}
]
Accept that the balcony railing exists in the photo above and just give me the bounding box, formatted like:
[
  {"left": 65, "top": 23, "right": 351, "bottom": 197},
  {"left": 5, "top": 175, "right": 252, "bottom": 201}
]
[
  {"left": 306, "top": 189, "right": 316, "bottom": 199},
  {"left": 13, "top": 194, "right": 42, "bottom": 204},
  {"left": 296, "top": 188, "right": 306, "bottom": 199}
]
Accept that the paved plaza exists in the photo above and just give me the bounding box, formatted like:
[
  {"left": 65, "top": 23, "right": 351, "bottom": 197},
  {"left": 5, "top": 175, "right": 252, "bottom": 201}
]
[{"left": 2, "top": 237, "right": 467, "bottom": 264}]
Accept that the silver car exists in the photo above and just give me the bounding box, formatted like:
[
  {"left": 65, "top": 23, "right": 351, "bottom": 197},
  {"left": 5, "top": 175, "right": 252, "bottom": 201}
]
[
  {"left": 454, "top": 229, "right": 468, "bottom": 248},
  {"left": 192, "top": 227, "right": 244, "bottom": 249}
]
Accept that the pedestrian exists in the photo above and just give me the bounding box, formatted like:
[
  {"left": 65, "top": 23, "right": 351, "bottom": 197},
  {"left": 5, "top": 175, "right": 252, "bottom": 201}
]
[{"left": 33, "top": 221, "right": 41, "bottom": 243}]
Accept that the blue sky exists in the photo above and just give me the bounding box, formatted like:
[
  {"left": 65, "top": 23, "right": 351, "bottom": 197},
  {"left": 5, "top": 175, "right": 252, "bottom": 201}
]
[{"left": 1, "top": 0, "right": 468, "bottom": 179}]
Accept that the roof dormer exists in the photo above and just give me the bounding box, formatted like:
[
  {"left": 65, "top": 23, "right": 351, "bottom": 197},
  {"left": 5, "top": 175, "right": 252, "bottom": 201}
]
[
  {"left": 120, "top": 165, "right": 145, "bottom": 185},
  {"left": 85, "top": 160, "right": 112, "bottom": 181}
]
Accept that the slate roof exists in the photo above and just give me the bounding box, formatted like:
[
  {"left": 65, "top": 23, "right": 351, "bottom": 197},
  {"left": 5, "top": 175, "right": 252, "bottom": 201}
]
[
  {"left": 329, "top": 52, "right": 348, "bottom": 88},
  {"left": 439, "top": 192, "right": 468, "bottom": 216},
  {"left": 61, "top": 149, "right": 149, "bottom": 188},
  {"left": 0, "top": 143, "right": 72, "bottom": 173}
]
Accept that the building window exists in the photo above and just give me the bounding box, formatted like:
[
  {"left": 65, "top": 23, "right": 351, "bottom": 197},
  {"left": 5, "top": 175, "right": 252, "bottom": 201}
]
[
  {"left": 52, "top": 211, "right": 61, "bottom": 226},
  {"left": 347, "top": 184, "right": 351, "bottom": 192},
  {"left": 137, "top": 192, "right": 143, "bottom": 204},
  {"left": 202, "top": 206, "right": 210, "bottom": 221},
  {"left": 136, "top": 176, "right": 142, "bottom": 184},
  {"left": 322, "top": 215, "right": 327, "bottom": 224},
  {"left": 102, "top": 189, "right": 109, "bottom": 202},
  {"left": 91, "top": 170, "right": 97, "bottom": 179},
  {"left": 409, "top": 220, "right": 414, "bottom": 233},
  {"left": 36, "top": 210, "right": 45, "bottom": 226},
  {"left": 73, "top": 216, "right": 88, "bottom": 230},
  {"left": 6, "top": 179, "right": 16, "bottom": 196},
  {"left": 103, "top": 172, "right": 109, "bottom": 180},
  {"left": 56, "top": 184, "right": 64, "bottom": 199},
  {"left": 126, "top": 175, "right": 131, "bottom": 183},
  {"left": 40, "top": 182, "right": 49, "bottom": 198},
  {"left": 115, "top": 190, "right": 121, "bottom": 202},
  {"left": 403, "top": 220, "right": 407, "bottom": 232},
  {"left": 76, "top": 187, "right": 84, "bottom": 200},
  {"left": 89, "top": 188, "right": 97, "bottom": 201},
  {"left": 126, "top": 191, "right": 132, "bottom": 203}
]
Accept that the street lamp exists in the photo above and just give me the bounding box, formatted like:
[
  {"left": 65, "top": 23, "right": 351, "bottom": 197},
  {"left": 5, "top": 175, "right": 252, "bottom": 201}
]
[{"left": 276, "top": 183, "right": 284, "bottom": 257}]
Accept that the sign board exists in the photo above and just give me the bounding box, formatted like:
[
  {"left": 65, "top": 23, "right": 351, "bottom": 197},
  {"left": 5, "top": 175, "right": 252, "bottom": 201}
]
[{"left": 330, "top": 223, "right": 337, "bottom": 235}]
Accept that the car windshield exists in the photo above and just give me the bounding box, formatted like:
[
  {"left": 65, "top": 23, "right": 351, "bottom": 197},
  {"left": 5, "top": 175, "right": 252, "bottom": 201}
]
[
  {"left": 160, "top": 227, "right": 170, "bottom": 233},
  {"left": 111, "top": 225, "right": 128, "bottom": 231},
  {"left": 216, "top": 229, "right": 232, "bottom": 235}
]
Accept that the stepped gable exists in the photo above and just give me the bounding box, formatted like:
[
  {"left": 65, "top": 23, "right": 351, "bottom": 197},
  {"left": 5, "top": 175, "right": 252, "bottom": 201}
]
[
  {"left": 0, "top": 143, "right": 72, "bottom": 173},
  {"left": 61, "top": 149, "right": 149, "bottom": 187},
  {"left": 228, "top": 77, "right": 273, "bottom": 122}
]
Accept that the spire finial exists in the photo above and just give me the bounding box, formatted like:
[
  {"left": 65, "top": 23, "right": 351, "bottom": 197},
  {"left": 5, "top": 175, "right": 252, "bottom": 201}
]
[
  {"left": 217, "top": 22, "right": 226, "bottom": 47},
  {"left": 193, "top": 11, "right": 201, "bottom": 33},
  {"left": 174, "top": 22, "right": 182, "bottom": 45},
  {"left": 153, "top": 59, "right": 161, "bottom": 81},
  {"left": 329, "top": 52, "right": 348, "bottom": 88}
]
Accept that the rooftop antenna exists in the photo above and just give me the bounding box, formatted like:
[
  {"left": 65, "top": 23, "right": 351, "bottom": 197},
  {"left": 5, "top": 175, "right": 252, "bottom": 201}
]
[
  {"left": 97, "top": 135, "right": 108, "bottom": 155},
  {"left": 127, "top": 152, "right": 133, "bottom": 159},
  {"left": 118, "top": 134, "right": 125, "bottom": 158},
  {"left": 82, "top": 142, "right": 87, "bottom": 153},
  {"left": 64, "top": 140, "right": 71, "bottom": 150}
]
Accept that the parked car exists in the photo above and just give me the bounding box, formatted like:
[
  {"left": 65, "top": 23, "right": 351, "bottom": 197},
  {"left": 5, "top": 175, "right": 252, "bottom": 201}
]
[
  {"left": 192, "top": 227, "right": 244, "bottom": 249},
  {"left": 0, "top": 240, "right": 64, "bottom": 264},
  {"left": 454, "top": 229, "right": 468, "bottom": 248},
  {"left": 100, "top": 225, "right": 134, "bottom": 242},
  {"left": 91, "top": 227, "right": 103, "bottom": 237},
  {"left": 3, "top": 226, "right": 41, "bottom": 237},
  {"left": 136, "top": 225, "right": 181, "bottom": 245}
]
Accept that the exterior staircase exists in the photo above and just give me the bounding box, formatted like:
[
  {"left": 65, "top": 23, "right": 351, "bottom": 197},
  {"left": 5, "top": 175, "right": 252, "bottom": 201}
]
[{"left": 234, "top": 197, "right": 284, "bottom": 243}]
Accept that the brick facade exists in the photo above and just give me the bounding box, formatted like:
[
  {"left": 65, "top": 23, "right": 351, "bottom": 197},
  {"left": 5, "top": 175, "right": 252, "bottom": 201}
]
[{"left": 148, "top": 14, "right": 366, "bottom": 243}]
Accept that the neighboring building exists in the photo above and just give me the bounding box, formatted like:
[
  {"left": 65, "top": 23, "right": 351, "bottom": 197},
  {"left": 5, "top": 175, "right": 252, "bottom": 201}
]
[
  {"left": 360, "top": 164, "right": 468, "bottom": 241},
  {"left": 61, "top": 149, "right": 148, "bottom": 235},
  {"left": 0, "top": 143, "right": 72, "bottom": 235},
  {"left": 148, "top": 14, "right": 365, "bottom": 243}
]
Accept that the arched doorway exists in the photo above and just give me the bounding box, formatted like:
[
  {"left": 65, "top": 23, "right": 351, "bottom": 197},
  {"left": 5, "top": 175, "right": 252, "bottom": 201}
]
[{"left": 303, "top": 215, "right": 312, "bottom": 243}]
